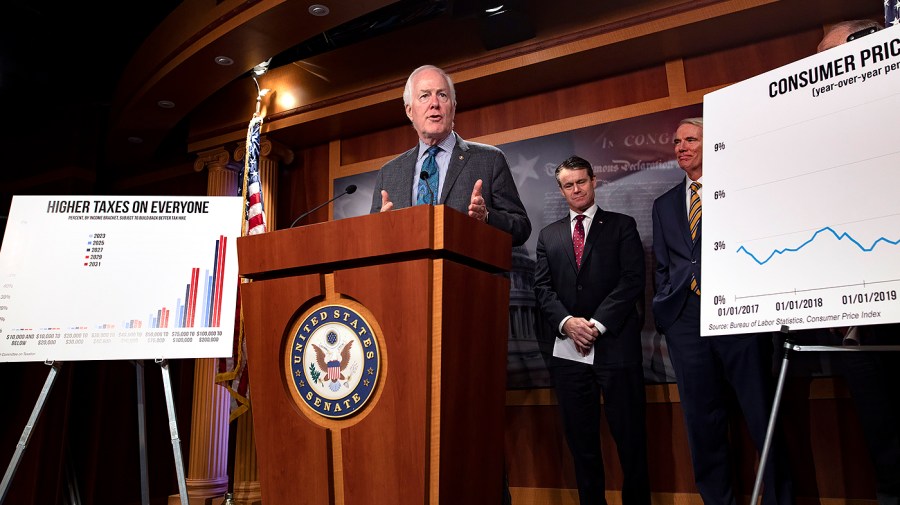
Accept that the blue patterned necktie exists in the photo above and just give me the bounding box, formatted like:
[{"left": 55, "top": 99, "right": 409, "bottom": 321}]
[{"left": 416, "top": 146, "right": 440, "bottom": 205}]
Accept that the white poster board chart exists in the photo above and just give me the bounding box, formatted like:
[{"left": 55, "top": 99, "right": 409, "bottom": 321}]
[
  {"left": 701, "top": 25, "right": 900, "bottom": 336},
  {"left": 0, "top": 195, "right": 243, "bottom": 362}
]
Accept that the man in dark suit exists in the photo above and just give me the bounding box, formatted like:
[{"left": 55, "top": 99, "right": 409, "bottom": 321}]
[
  {"left": 370, "top": 64, "right": 528, "bottom": 504},
  {"left": 369, "top": 64, "right": 531, "bottom": 247},
  {"left": 651, "top": 117, "right": 792, "bottom": 505},
  {"left": 533, "top": 155, "right": 650, "bottom": 505}
]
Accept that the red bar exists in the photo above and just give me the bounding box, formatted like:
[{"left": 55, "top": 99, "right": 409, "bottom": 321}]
[
  {"left": 213, "top": 235, "right": 227, "bottom": 326},
  {"left": 185, "top": 270, "right": 195, "bottom": 327},
  {"left": 188, "top": 267, "right": 200, "bottom": 327}
]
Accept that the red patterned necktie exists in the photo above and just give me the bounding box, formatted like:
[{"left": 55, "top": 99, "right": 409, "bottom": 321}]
[{"left": 573, "top": 214, "right": 586, "bottom": 268}]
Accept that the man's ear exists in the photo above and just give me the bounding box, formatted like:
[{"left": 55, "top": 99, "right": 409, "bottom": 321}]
[{"left": 405, "top": 104, "right": 413, "bottom": 122}]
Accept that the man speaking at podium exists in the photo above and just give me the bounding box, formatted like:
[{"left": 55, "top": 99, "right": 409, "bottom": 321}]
[{"left": 369, "top": 64, "right": 531, "bottom": 247}]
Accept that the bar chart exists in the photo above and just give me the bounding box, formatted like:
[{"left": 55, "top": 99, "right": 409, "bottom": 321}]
[{"left": 0, "top": 195, "right": 243, "bottom": 361}]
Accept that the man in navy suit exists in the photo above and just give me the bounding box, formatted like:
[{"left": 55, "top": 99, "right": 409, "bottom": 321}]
[
  {"left": 534, "top": 155, "right": 650, "bottom": 505},
  {"left": 369, "top": 64, "right": 531, "bottom": 247},
  {"left": 651, "top": 118, "right": 792, "bottom": 505}
]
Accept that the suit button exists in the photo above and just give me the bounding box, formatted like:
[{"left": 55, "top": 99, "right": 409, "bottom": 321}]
[{"left": 577, "top": 284, "right": 583, "bottom": 291}]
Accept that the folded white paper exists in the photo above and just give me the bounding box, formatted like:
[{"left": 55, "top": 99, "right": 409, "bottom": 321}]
[{"left": 552, "top": 336, "right": 595, "bottom": 364}]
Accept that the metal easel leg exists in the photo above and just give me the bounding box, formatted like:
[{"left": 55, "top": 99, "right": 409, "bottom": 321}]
[
  {"left": 134, "top": 360, "right": 150, "bottom": 505},
  {"left": 751, "top": 329, "right": 794, "bottom": 505},
  {"left": 157, "top": 359, "right": 189, "bottom": 505},
  {"left": 0, "top": 360, "right": 62, "bottom": 504}
]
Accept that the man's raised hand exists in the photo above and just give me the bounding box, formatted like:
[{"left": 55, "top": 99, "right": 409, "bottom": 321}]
[
  {"left": 380, "top": 190, "right": 393, "bottom": 212},
  {"left": 468, "top": 179, "right": 487, "bottom": 222}
]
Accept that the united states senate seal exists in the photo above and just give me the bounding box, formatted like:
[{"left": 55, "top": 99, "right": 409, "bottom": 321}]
[{"left": 287, "top": 303, "right": 381, "bottom": 419}]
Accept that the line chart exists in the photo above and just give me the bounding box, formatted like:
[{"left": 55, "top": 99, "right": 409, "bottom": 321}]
[
  {"left": 737, "top": 227, "right": 900, "bottom": 265},
  {"left": 700, "top": 25, "right": 900, "bottom": 335}
]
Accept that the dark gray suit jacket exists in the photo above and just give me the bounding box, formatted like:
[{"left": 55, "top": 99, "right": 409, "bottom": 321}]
[{"left": 369, "top": 133, "right": 531, "bottom": 246}]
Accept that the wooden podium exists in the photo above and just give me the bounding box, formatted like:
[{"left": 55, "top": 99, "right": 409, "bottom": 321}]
[{"left": 236, "top": 205, "right": 512, "bottom": 505}]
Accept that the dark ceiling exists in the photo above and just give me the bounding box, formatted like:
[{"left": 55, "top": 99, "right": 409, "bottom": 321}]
[
  {"left": 1, "top": 2, "right": 181, "bottom": 122},
  {"left": 0, "top": 0, "right": 883, "bottom": 200},
  {"left": 1, "top": 1, "right": 181, "bottom": 170},
  {"left": 1, "top": 0, "right": 528, "bottom": 183},
  {"left": 0, "top": 1, "right": 450, "bottom": 186}
]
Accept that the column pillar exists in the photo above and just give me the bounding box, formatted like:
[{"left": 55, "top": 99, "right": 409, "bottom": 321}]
[
  {"left": 229, "top": 137, "right": 293, "bottom": 504},
  {"left": 175, "top": 147, "right": 238, "bottom": 505}
]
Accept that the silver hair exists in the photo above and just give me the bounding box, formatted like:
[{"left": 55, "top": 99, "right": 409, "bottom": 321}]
[
  {"left": 678, "top": 117, "right": 703, "bottom": 129},
  {"left": 402, "top": 65, "right": 457, "bottom": 108}
]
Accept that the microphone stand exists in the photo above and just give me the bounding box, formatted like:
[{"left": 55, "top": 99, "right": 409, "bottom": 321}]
[
  {"left": 290, "top": 185, "right": 357, "bottom": 228},
  {"left": 420, "top": 171, "right": 436, "bottom": 205}
]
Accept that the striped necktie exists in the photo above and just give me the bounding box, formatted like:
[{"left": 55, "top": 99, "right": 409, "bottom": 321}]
[
  {"left": 416, "top": 146, "right": 440, "bottom": 205},
  {"left": 689, "top": 181, "right": 701, "bottom": 295},
  {"left": 689, "top": 181, "right": 701, "bottom": 241}
]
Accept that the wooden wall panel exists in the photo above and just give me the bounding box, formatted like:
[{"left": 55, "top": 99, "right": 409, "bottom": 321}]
[
  {"left": 341, "top": 125, "right": 419, "bottom": 167},
  {"left": 505, "top": 403, "right": 576, "bottom": 489},
  {"left": 340, "top": 66, "right": 669, "bottom": 166},
  {"left": 506, "top": 391, "right": 698, "bottom": 494},
  {"left": 277, "top": 142, "right": 330, "bottom": 228},
  {"left": 505, "top": 378, "right": 880, "bottom": 502},
  {"left": 455, "top": 66, "right": 669, "bottom": 141},
  {"left": 683, "top": 28, "right": 824, "bottom": 91},
  {"left": 780, "top": 380, "right": 878, "bottom": 499}
]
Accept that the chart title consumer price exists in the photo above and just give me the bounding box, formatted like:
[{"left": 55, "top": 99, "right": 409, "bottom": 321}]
[{"left": 768, "top": 35, "right": 900, "bottom": 98}]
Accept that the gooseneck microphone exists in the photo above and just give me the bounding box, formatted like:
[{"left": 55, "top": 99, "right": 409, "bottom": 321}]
[
  {"left": 419, "top": 171, "right": 436, "bottom": 205},
  {"left": 289, "top": 184, "right": 357, "bottom": 228}
]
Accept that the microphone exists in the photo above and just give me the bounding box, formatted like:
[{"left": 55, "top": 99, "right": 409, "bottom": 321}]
[
  {"left": 419, "top": 171, "right": 436, "bottom": 205},
  {"left": 289, "top": 184, "right": 357, "bottom": 228}
]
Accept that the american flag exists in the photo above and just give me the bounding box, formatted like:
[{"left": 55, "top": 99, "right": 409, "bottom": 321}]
[
  {"left": 242, "top": 115, "right": 267, "bottom": 236},
  {"left": 215, "top": 113, "right": 267, "bottom": 422},
  {"left": 888, "top": 0, "right": 899, "bottom": 27}
]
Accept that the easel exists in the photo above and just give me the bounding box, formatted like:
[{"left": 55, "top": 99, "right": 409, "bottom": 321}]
[
  {"left": 751, "top": 325, "right": 900, "bottom": 505},
  {"left": 0, "top": 359, "right": 189, "bottom": 505}
]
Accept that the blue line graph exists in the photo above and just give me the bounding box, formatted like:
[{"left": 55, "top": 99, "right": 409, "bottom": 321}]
[{"left": 737, "top": 226, "right": 900, "bottom": 265}]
